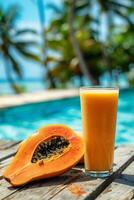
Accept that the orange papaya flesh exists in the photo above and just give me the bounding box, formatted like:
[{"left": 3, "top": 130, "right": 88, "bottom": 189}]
[{"left": 3, "top": 124, "right": 84, "bottom": 186}]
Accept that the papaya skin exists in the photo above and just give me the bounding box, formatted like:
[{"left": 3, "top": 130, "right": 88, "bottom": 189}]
[
  {"left": 3, "top": 124, "right": 84, "bottom": 187},
  {"left": 76, "top": 132, "right": 84, "bottom": 164}
]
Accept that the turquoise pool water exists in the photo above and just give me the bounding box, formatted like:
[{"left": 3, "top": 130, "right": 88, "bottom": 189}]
[{"left": 0, "top": 89, "right": 134, "bottom": 145}]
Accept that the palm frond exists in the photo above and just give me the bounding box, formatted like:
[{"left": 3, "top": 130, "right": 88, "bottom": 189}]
[
  {"left": 17, "top": 47, "right": 41, "bottom": 62},
  {"left": 110, "top": 1, "right": 132, "bottom": 10},
  {"left": 75, "top": 0, "right": 90, "bottom": 12},
  {"left": 14, "top": 29, "right": 38, "bottom": 36},
  {"left": 113, "top": 8, "right": 134, "bottom": 26},
  {"left": 47, "top": 3, "right": 62, "bottom": 14},
  {"left": 7, "top": 53, "right": 22, "bottom": 77},
  {"left": 13, "top": 41, "right": 39, "bottom": 47}
]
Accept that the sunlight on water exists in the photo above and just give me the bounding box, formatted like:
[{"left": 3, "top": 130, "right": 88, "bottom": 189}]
[{"left": 0, "top": 89, "right": 134, "bottom": 145}]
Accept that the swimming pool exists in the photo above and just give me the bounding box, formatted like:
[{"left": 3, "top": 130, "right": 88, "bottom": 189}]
[{"left": 0, "top": 89, "right": 134, "bottom": 145}]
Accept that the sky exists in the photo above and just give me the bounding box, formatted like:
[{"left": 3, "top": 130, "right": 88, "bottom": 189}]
[{"left": 0, "top": 0, "right": 62, "bottom": 80}]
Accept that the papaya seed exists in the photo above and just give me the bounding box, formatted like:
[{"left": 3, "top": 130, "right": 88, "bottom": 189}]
[{"left": 31, "top": 136, "right": 70, "bottom": 163}]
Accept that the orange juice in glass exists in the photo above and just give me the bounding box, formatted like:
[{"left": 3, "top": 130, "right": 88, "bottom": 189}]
[{"left": 80, "top": 87, "right": 119, "bottom": 177}]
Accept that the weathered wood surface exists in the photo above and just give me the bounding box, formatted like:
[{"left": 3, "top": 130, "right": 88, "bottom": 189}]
[
  {"left": 0, "top": 157, "right": 13, "bottom": 178},
  {"left": 0, "top": 140, "right": 134, "bottom": 200},
  {"left": 96, "top": 162, "right": 134, "bottom": 200},
  {"left": 0, "top": 142, "right": 19, "bottom": 161},
  {"left": 0, "top": 140, "right": 17, "bottom": 150},
  {"left": 46, "top": 146, "right": 134, "bottom": 200}
]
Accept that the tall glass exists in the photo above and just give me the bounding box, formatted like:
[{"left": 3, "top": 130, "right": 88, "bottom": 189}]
[{"left": 80, "top": 87, "right": 119, "bottom": 177}]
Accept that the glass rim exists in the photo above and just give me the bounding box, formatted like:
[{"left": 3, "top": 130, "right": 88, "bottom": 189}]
[{"left": 80, "top": 86, "right": 119, "bottom": 91}]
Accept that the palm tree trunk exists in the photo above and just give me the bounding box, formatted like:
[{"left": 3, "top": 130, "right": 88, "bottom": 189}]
[
  {"left": 102, "top": 43, "right": 113, "bottom": 84},
  {"left": 68, "top": 0, "right": 98, "bottom": 85},
  {"left": 37, "top": 0, "right": 56, "bottom": 88},
  {"left": 79, "top": 75, "right": 84, "bottom": 86},
  {"left": 105, "top": 12, "right": 113, "bottom": 84},
  {"left": 46, "top": 68, "right": 57, "bottom": 89},
  {"left": 4, "top": 58, "right": 19, "bottom": 93}
]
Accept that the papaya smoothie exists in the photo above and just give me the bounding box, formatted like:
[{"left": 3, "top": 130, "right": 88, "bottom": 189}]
[{"left": 80, "top": 87, "right": 119, "bottom": 177}]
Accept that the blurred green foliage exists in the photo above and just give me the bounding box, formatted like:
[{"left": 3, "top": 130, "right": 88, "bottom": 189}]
[
  {"left": 44, "top": 0, "right": 134, "bottom": 88},
  {"left": 128, "top": 68, "right": 134, "bottom": 86},
  {"left": 0, "top": 1, "right": 134, "bottom": 93}
]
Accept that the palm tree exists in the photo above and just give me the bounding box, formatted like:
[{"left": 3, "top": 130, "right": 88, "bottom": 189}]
[
  {"left": 68, "top": 0, "right": 134, "bottom": 85},
  {"left": 45, "top": 0, "right": 105, "bottom": 86},
  {"left": 97, "top": 0, "right": 134, "bottom": 25},
  {"left": 96, "top": 0, "right": 134, "bottom": 82},
  {"left": 36, "top": 0, "right": 56, "bottom": 88},
  {"left": 41, "top": 0, "right": 134, "bottom": 87},
  {"left": 68, "top": 0, "right": 98, "bottom": 85},
  {"left": 0, "top": 5, "right": 40, "bottom": 93}
]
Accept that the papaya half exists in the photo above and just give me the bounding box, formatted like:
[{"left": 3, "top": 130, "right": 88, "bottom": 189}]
[{"left": 3, "top": 124, "right": 84, "bottom": 186}]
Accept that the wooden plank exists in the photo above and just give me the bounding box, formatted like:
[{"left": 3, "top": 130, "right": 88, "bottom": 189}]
[
  {"left": 96, "top": 162, "right": 134, "bottom": 200},
  {"left": 0, "top": 142, "right": 19, "bottom": 162},
  {"left": 83, "top": 146, "right": 134, "bottom": 200},
  {"left": 0, "top": 140, "right": 20, "bottom": 179},
  {"left": 0, "top": 140, "right": 20, "bottom": 150},
  {"left": 45, "top": 146, "right": 134, "bottom": 200},
  {"left": 0, "top": 140, "right": 13, "bottom": 149},
  {"left": 0, "top": 157, "right": 13, "bottom": 179},
  {"left": 0, "top": 145, "right": 18, "bottom": 162},
  {"left": 0, "top": 169, "right": 82, "bottom": 200},
  {"left": 0, "top": 145, "right": 133, "bottom": 200}
]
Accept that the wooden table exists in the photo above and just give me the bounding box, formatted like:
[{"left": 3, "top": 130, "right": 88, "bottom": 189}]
[{"left": 0, "top": 140, "right": 134, "bottom": 200}]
